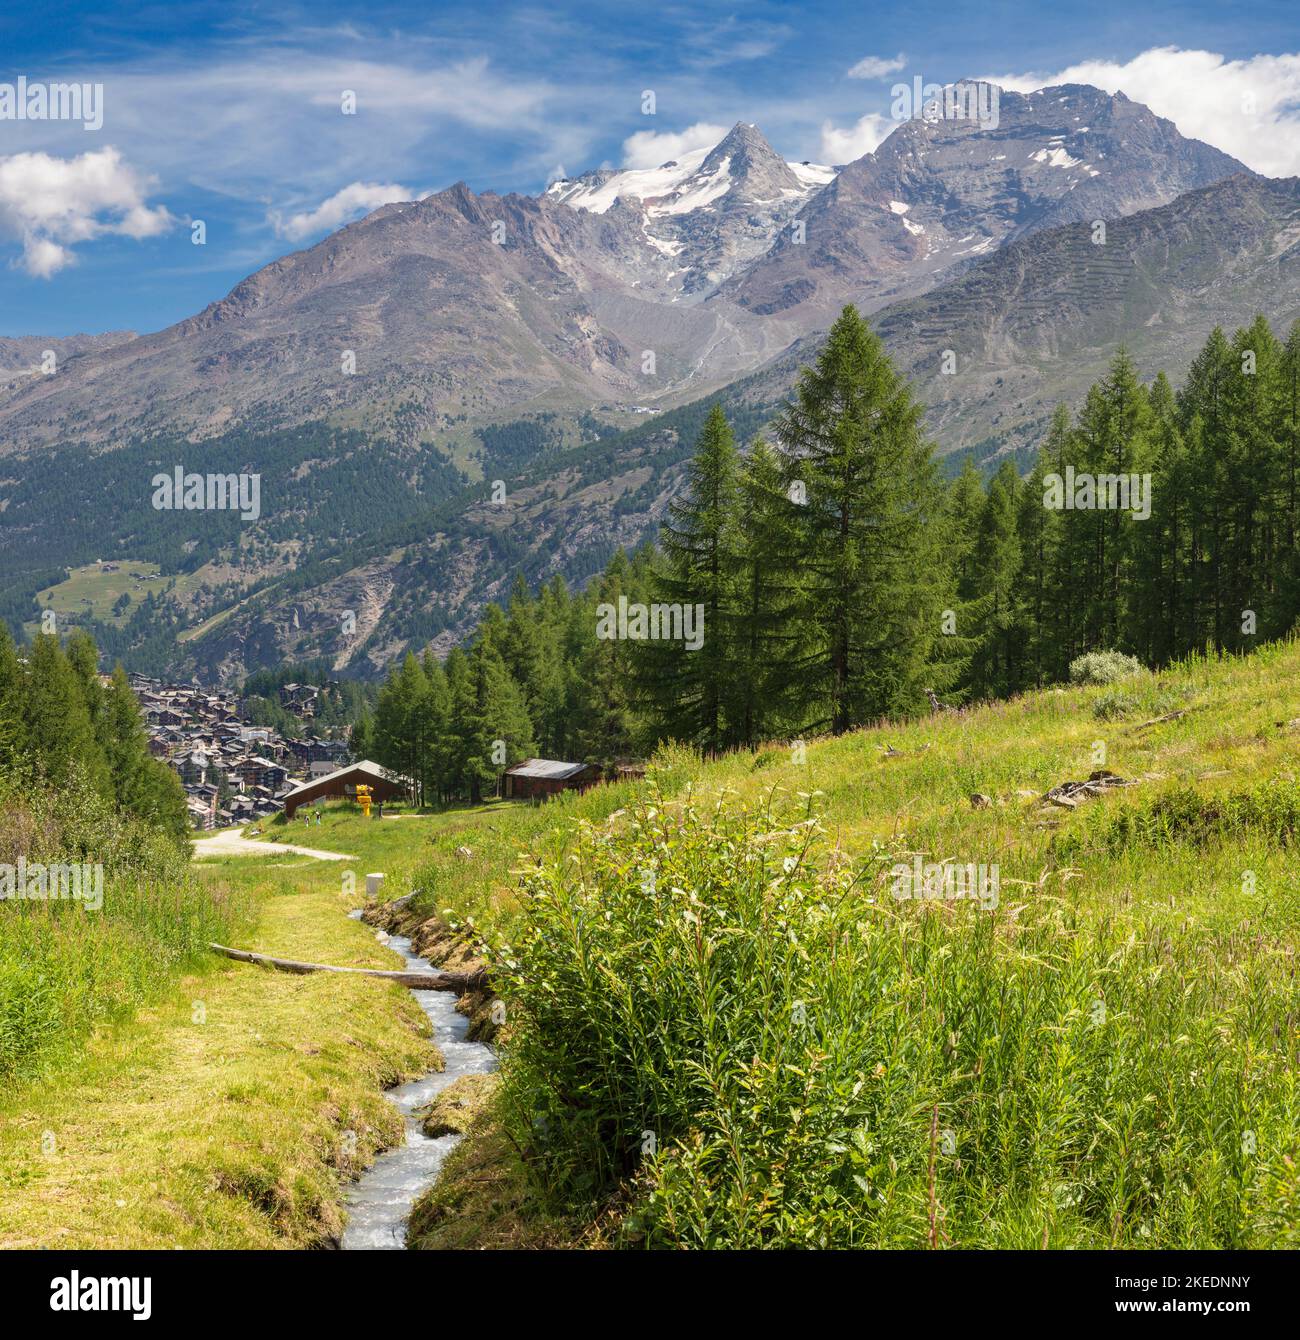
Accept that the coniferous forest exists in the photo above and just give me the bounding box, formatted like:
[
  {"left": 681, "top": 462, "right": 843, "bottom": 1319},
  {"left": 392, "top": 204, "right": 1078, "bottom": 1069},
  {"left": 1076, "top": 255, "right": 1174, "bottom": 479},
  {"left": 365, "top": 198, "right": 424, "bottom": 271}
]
[
  {"left": 362, "top": 305, "right": 1300, "bottom": 791},
  {"left": 0, "top": 623, "right": 189, "bottom": 839}
]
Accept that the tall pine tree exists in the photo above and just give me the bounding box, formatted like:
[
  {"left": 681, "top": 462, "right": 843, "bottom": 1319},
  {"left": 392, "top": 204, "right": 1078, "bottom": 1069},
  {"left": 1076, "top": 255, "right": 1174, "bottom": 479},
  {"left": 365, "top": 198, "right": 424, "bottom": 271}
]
[{"left": 773, "top": 306, "right": 947, "bottom": 731}]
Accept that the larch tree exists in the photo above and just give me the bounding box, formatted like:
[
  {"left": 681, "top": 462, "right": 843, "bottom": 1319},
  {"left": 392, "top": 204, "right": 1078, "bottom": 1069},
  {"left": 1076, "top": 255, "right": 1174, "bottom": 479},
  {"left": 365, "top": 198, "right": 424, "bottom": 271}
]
[{"left": 773, "top": 305, "right": 947, "bottom": 731}]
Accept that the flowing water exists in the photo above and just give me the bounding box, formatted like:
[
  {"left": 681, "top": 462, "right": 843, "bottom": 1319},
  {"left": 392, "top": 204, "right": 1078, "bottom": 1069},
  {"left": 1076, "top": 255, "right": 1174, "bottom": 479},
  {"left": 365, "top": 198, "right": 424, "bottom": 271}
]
[{"left": 341, "top": 916, "right": 496, "bottom": 1249}]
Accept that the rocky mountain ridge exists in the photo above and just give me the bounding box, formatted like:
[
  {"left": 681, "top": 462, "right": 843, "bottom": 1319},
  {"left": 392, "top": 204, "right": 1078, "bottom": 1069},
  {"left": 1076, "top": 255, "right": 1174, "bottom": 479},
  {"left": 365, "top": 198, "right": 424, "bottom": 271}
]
[{"left": 0, "top": 86, "right": 1248, "bottom": 458}]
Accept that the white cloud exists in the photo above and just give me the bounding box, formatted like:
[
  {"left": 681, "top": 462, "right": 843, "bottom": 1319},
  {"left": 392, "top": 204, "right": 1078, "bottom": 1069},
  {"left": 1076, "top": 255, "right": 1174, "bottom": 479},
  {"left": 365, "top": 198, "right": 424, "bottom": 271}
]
[
  {"left": 0, "top": 48, "right": 578, "bottom": 232},
  {"left": 983, "top": 46, "right": 1300, "bottom": 177},
  {"left": 621, "top": 122, "right": 730, "bottom": 169},
  {"left": 847, "top": 54, "right": 905, "bottom": 80},
  {"left": 272, "top": 181, "right": 413, "bottom": 242},
  {"left": 676, "top": 15, "right": 791, "bottom": 70},
  {"left": 22, "top": 237, "right": 72, "bottom": 279},
  {"left": 0, "top": 147, "right": 173, "bottom": 277},
  {"left": 819, "top": 112, "right": 892, "bottom": 164}
]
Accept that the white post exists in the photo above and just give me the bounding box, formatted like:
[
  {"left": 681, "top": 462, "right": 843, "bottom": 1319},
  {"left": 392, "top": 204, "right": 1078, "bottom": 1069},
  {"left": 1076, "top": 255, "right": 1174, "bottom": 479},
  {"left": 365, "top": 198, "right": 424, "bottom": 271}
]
[{"left": 365, "top": 872, "right": 384, "bottom": 898}]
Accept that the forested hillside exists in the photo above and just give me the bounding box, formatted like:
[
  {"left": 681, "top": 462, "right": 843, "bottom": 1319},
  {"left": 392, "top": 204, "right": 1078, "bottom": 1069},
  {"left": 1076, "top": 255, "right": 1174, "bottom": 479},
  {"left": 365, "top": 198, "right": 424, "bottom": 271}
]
[
  {"left": 362, "top": 306, "right": 1300, "bottom": 790},
  {"left": 8, "top": 169, "right": 1297, "bottom": 692}
]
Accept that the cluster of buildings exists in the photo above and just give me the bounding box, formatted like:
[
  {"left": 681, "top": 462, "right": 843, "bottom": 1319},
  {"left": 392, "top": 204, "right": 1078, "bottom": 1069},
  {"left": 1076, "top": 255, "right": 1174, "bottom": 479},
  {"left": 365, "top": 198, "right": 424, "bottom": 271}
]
[
  {"left": 128, "top": 674, "right": 350, "bottom": 830},
  {"left": 127, "top": 677, "right": 647, "bottom": 831},
  {"left": 276, "top": 681, "right": 335, "bottom": 720}
]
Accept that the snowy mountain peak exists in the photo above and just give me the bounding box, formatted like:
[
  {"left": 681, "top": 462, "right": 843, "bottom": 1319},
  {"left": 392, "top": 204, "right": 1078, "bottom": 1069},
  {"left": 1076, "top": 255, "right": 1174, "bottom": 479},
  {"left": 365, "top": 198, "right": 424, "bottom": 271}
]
[
  {"left": 543, "top": 123, "right": 836, "bottom": 299},
  {"left": 545, "top": 123, "right": 834, "bottom": 219},
  {"left": 545, "top": 147, "right": 713, "bottom": 216},
  {"left": 701, "top": 121, "right": 783, "bottom": 172}
]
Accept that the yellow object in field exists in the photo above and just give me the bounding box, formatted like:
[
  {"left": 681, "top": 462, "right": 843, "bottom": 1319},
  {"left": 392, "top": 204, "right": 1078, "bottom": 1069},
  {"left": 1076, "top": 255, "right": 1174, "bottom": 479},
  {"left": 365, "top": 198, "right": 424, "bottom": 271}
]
[{"left": 355, "top": 783, "right": 372, "bottom": 817}]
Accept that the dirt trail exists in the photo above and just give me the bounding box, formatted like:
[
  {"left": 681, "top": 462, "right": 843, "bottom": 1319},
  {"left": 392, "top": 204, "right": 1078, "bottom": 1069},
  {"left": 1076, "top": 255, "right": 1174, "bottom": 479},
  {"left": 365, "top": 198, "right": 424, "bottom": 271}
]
[{"left": 191, "top": 826, "right": 355, "bottom": 861}]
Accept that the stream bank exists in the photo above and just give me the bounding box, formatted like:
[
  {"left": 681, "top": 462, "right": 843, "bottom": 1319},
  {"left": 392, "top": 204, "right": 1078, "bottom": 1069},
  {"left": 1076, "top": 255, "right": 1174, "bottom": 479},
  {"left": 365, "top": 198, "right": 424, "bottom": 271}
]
[{"left": 341, "top": 909, "right": 497, "bottom": 1250}]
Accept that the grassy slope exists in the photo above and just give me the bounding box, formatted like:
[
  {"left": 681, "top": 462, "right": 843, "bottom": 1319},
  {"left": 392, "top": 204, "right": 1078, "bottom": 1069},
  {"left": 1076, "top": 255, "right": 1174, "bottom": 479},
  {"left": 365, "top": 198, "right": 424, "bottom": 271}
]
[
  {"left": 6, "top": 640, "right": 1299, "bottom": 1248},
  {"left": 399, "top": 642, "right": 1300, "bottom": 940},
  {"left": 32, "top": 562, "right": 207, "bottom": 633},
  {"left": 0, "top": 854, "right": 433, "bottom": 1249},
  {"left": 0, "top": 784, "right": 235, "bottom": 1083},
  {"left": 395, "top": 640, "right": 1300, "bottom": 1247},
  {"left": 35, "top": 561, "right": 165, "bottom": 627}
]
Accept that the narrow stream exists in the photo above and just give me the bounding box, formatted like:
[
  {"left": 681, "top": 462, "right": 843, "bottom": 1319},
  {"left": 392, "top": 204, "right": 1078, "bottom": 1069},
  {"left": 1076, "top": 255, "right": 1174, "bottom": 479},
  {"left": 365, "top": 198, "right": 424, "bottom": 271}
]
[{"left": 341, "top": 915, "right": 496, "bottom": 1250}]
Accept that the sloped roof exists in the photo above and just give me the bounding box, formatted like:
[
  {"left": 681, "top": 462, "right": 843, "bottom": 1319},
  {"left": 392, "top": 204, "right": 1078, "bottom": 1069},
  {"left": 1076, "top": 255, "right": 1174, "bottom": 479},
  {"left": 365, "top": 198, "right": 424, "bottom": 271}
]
[
  {"left": 281, "top": 759, "right": 401, "bottom": 803},
  {"left": 503, "top": 758, "right": 592, "bottom": 780}
]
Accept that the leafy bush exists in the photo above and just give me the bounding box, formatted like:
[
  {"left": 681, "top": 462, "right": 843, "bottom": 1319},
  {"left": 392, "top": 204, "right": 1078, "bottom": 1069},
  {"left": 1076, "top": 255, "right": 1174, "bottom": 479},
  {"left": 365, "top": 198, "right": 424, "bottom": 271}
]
[
  {"left": 1091, "top": 689, "right": 1140, "bottom": 721},
  {"left": 1091, "top": 685, "right": 1186, "bottom": 722},
  {"left": 1069, "top": 650, "right": 1144, "bottom": 686},
  {"left": 1062, "top": 778, "right": 1300, "bottom": 856},
  {"left": 480, "top": 787, "right": 1298, "bottom": 1247}
]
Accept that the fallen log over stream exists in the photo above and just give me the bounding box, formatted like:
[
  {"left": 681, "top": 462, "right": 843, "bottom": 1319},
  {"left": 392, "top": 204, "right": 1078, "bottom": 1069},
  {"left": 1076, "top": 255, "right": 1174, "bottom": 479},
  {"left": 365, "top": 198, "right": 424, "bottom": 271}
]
[{"left": 209, "top": 942, "right": 487, "bottom": 992}]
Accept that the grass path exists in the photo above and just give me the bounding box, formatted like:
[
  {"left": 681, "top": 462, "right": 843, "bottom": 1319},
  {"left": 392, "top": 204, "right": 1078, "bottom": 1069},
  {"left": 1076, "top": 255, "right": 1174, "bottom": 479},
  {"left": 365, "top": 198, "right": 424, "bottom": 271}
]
[{"left": 0, "top": 847, "right": 433, "bottom": 1248}]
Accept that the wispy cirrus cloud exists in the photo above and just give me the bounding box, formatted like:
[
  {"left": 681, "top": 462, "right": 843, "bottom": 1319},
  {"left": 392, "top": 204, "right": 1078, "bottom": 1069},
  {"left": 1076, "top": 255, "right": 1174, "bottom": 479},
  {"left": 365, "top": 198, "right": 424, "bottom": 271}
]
[
  {"left": 847, "top": 54, "right": 906, "bottom": 80},
  {"left": 106, "top": 53, "right": 562, "bottom": 193},
  {"left": 674, "top": 14, "right": 793, "bottom": 69},
  {"left": 983, "top": 46, "right": 1300, "bottom": 176}
]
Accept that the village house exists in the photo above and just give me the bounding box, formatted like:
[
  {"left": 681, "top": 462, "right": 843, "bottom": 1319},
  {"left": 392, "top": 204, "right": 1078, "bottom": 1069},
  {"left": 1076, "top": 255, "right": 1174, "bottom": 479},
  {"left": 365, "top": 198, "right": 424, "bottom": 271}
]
[
  {"left": 229, "top": 755, "right": 289, "bottom": 793},
  {"left": 281, "top": 760, "right": 406, "bottom": 818},
  {"left": 178, "top": 748, "right": 212, "bottom": 785},
  {"left": 501, "top": 758, "right": 602, "bottom": 801},
  {"left": 278, "top": 682, "right": 322, "bottom": 717}
]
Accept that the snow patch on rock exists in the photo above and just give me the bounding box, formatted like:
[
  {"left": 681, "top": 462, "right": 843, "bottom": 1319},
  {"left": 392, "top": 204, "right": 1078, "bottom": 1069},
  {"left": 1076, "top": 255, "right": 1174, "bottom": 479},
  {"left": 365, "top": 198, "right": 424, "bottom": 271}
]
[{"left": 1031, "top": 146, "right": 1083, "bottom": 169}]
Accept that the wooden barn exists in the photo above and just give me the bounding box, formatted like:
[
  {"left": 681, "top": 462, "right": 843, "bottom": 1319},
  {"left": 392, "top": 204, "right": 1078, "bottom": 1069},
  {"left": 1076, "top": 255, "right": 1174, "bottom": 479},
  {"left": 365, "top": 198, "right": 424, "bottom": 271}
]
[
  {"left": 281, "top": 760, "right": 406, "bottom": 818},
  {"left": 501, "top": 758, "right": 601, "bottom": 801}
]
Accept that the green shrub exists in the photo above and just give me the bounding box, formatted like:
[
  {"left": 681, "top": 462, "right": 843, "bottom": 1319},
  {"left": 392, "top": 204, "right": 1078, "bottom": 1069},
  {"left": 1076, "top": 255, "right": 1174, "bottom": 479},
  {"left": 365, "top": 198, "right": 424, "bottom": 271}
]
[
  {"left": 1062, "top": 778, "right": 1300, "bottom": 856},
  {"left": 1091, "top": 685, "right": 1186, "bottom": 722},
  {"left": 1069, "top": 650, "right": 1144, "bottom": 686},
  {"left": 1091, "top": 690, "right": 1140, "bottom": 721},
  {"left": 480, "top": 787, "right": 1299, "bottom": 1247}
]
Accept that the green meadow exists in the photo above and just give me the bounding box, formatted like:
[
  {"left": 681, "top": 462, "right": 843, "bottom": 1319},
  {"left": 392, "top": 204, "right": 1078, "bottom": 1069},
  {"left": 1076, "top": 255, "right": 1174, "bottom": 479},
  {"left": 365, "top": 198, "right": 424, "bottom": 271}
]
[{"left": 5, "top": 638, "right": 1300, "bottom": 1248}]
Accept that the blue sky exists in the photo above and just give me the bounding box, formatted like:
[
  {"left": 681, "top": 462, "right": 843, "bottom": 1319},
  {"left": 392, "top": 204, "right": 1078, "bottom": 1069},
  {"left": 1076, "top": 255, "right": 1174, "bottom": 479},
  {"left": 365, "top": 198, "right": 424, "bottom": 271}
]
[{"left": 1, "top": 0, "right": 1298, "bottom": 336}]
